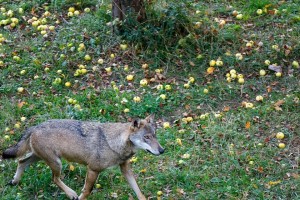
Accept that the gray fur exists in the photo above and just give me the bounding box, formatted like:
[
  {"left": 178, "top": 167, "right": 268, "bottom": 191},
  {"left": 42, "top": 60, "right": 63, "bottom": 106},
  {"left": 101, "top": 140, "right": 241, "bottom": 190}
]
[{"left": 2, "top": 115, "right": 163, "bottom": 200}]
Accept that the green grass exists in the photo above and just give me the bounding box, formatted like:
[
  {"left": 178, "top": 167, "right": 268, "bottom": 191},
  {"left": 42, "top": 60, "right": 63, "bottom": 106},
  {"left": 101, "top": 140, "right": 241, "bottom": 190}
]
[{"left": 0, "top": 0, "right": 299, "bottom": 199}]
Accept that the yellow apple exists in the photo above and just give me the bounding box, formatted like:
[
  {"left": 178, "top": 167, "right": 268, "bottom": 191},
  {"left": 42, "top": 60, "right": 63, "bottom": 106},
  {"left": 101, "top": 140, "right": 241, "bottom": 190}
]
[
  {"left": 84, "top": 8, "right": 91, "bottom": 13},
  {"left": 140, "top": 79, "right": 148, "bottom": 86},
  {"left": 209, "top": 60, "right": 216, "bottom": 67},
  {"left": 97, "top": 58, "right": 104, "bottom": 64},
  {"left": 67, "top": 12, "right": 74, "bottom": 17},
  {"left": 292, "top": 61, "right": 299, "bottom": 68},
  {"left": 157, "top": 84, "right": 163, "bottom": 90},
  {"left": 17, "top": 87, "right": 24, "bottom": 93},
  {"left": 84, "top": 54, "right": 91, "bottom": 61},
  {"left": 120, "top": 44, "right": 128, "bottom": 50},
  {"left": 255, "top": 95, "right": 263, "bottom": 101},
  {"left": 165, "top": 85, "right": 172, "bottom": 91},
  {"left": 257, "top": 9, "right": 263, "bottom": 15},
  {"left": 259, "top": 69, "right": 266, "bottom": 76},
  {"left": 276, "top": 132, "right": 285, "bottom": 140},
  {"left": 235, "top": 53, "right": 243, "bottom": 60},
  {"left": 186, "top": 116, "right": 193, "bottom": 122},
  {"left": 133, "top": 96, "right": 141, "bottom": 103},
  {"left": 4, "top": 135, "right": 10, "bottom": 140},
  {"left": 236, "top": 14, "right": 243, "bottom": 19},
  {"left": 232, "top": 10, "right": 238, "bottom": 16},
  {"left": 20, "top": 70, "right": 26, "bottom": 75},
  {"left": 216, "top": 60, "right": 223, "bottom": 66},
  {"left": 105, "top": 67, "right": 112, "bottom": 73},
  {"left": 142, "top": 63, "right": 148, "bottom": 69},
  {"left": 68, "top": 7, "right": 75, "bottom": 13},
  {"left": 65, "top": 82, "right": 71, "bottom": 87},
  {"left": 160, "top": 94, "right": 166, "bottom": 100},
  {"left": 14, "top": 123, "right": 21, "bottom": 129},
  {"left": 264, "top": 60, "right": 271, "bottom": 65},
  {"left": 238, "top": 78, "right": 245, "bottom": 84},
  {"left": 189, "top": 77, "right": 195, "bottom": 83},
  {"left": 163, "top": 122, "right": 170, "bottom": 128},
  {"left": 126, "top": 74, "right": 134, "bottom": 81},
  {"left": 184, "top": 83, "right": 190, "bottom": 88},
  {"left": 278, "top": 143, "right": 285, "bottom": 148}
]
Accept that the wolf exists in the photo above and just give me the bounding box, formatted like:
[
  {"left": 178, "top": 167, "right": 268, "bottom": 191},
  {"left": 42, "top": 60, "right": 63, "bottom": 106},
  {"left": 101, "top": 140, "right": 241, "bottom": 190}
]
[{"left": 2, "top": 115, "right": 164, "bottom": 200}]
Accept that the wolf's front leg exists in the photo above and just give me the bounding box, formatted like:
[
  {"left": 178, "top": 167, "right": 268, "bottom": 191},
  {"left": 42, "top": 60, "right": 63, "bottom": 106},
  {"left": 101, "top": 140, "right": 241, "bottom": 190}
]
[
  {"left": 78, "top": 168, "right": 99, "bottom": 200},
  {"left": 120, "top": 161, "right": 146, "bottom": 200}
]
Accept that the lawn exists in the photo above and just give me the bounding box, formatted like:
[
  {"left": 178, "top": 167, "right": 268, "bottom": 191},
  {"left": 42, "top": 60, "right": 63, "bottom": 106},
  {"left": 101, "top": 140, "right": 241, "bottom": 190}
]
[{"left": 0, "top": 0, "right": 299, "bottom": 199}]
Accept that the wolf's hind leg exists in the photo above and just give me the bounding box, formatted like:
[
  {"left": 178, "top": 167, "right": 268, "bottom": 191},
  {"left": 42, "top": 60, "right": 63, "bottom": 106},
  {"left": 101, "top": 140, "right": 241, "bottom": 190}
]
[
  {"left": 10, "top": 153, "right": 40, "bottom": 185},
  {"left": 47, "top": 158, "right": 79, "bottom": 200},
  {"left": 78, "top": 168, "right": 99, "bottom": 200}
]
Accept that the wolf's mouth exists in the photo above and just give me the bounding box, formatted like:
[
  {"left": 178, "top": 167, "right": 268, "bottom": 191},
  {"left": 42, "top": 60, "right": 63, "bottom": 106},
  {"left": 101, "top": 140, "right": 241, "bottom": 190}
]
[{"left": 146, "top": 149, "right": 159, "bottom": 156}]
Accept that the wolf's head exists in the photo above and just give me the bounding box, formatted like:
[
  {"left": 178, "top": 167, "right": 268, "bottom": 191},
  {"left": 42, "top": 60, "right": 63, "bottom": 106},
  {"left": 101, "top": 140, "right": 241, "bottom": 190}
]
[{"left": 129, "top": 115, "right": 164, "bottom": 156}]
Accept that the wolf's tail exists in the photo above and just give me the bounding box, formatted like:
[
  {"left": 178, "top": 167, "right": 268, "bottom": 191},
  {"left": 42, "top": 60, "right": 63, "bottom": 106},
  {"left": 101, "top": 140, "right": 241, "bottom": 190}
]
[{"left": 2, "top": 130, "right": 31, "bottom": 159}]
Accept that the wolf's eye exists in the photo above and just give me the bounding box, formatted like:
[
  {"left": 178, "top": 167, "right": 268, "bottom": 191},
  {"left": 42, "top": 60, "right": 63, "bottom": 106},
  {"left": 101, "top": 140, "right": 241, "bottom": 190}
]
[{"left": 144, "top": 135, "right": 151, "bottom": 139}]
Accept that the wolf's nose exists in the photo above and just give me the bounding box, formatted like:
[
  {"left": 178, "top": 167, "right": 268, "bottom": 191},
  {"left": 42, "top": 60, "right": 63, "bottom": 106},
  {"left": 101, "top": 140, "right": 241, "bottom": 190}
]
[{"left": 159, "top": 148, "right": 165, "bottom": 154}]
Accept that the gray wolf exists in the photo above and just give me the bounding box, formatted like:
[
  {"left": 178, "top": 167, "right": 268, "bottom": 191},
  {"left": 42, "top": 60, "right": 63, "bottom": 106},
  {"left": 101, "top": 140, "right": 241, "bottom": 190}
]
[{"left": 2, "top": 115, "right": 164, "bottom": 200}]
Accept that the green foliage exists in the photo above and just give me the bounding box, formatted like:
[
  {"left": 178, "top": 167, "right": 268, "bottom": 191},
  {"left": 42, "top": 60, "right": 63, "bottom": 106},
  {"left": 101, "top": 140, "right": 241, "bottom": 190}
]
[
  {"left": 121, "top": 0, "right": 194, "bottom": 52},
  {"left": 0, "top": 0, "right": 299, "bottom": 199}
]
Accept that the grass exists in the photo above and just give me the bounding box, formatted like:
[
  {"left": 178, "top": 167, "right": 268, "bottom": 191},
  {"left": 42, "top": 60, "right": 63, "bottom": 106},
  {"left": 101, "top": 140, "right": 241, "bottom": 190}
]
[{"left": 0, "top": 0, "right": 299, "bottom": 199}]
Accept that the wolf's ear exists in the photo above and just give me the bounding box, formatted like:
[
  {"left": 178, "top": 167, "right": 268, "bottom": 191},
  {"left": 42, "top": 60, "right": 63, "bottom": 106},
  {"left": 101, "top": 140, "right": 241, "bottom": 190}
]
[
  {"left": 130, "top": 119, "right": 141, "bottom": 130},
  {"left": 145, "top": 114, "right": 155, "bottom": 124}
]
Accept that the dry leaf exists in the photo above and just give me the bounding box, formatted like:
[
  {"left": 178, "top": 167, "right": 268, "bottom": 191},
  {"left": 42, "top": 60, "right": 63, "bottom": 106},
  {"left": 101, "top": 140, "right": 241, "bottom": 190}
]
[
  {"left": 207, "top": 67, "right": 215, "bottom": 74},
  {"left": 268, "top": 65, "right": 282, "bottom": 73},
  {"left": 274, "top": 100, "right": 284, "bottom": 111},
  {"left": 274, "top": 106, "right": 282, "bottom": 111},
  {"left": 176, "top": 188, "right": 185, "bottom": 195},
  {"left": 291, "top": 173, "right": 299, "bottom": 179},
  {"left": 268, "top": 180, "right": 281, "bottom": 186},
  {"left": 189, "top": 61, "right": 195, "bottom": 67},
  {"left": 223, "top": 106, "right": 230, "bottom": 112},
  {"left": 274, "top": 100, "right": 284, "bottom": 107},
  {"left": 245, "top": 121, "right": 251, "bottom": 129},
  {"left": 257, "top": 166, "right": 264, "bottom": 173},
  {"left": 17, "top": 101, "right": 26, "bottom": 109}
]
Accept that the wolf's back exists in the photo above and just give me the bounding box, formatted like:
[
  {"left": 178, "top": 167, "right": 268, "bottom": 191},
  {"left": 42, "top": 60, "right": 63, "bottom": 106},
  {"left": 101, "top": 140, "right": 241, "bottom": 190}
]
[{"left": 2, "top": 129, "right": 32, "bottom": 159}]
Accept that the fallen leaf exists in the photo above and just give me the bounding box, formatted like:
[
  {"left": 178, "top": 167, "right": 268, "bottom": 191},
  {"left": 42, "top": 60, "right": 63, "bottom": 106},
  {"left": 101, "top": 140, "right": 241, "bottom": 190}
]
[
  {"left": 257, "top": 166, "right": 264, "bottom": 173},
  {"left": 17, "top": 101, "right": 26, "bottom": 109},
  {"left": 274, "top": 100, "right": 284, "bottom": 107},
  {"left": 291, "top": 173, "right": 299, "bottom": 179},
  {"left": 69, "top": 164, "right": 75, "bottom": 171},
  {"left": 207, "top": 67, "right": 215, "bottom": 74},
  {"left": 268, "top": 65, "right": 282, "bottom": 73},
  {"left": 274, "top": 106, "right": 282, "bottom": 111},
  {"left": 223, "top": 106, "right": 230, "bottom": 112},
  {"left": 176, "top": 188, "right": 185, "bottom": 195},
  {"left": 245, "top": 121, "right": 251, "bottom": 129},
  {"left": 274, "top": 100, "right": 284, "bottom": 111},
  {"left": 268, "top": 180, "right": 281, "bottom": 186}
]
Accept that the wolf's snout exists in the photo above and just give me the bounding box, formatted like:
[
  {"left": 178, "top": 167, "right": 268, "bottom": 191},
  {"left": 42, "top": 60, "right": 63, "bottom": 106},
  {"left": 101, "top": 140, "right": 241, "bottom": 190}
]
[{"left": 159, "top": 147, "right": 164, "bottom": 154}]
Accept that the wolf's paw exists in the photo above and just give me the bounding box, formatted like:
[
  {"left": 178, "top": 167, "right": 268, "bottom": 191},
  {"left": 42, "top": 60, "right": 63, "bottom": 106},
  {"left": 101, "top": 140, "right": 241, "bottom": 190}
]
[{"left": 6, "top": 180, "right": 18, "bottom": 186}]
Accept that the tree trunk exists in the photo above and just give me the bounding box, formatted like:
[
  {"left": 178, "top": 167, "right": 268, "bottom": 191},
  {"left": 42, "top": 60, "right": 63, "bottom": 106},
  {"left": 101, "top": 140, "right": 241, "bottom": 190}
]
[{"left": 112, "top": 0, "right": 146, "bottom": 22}]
